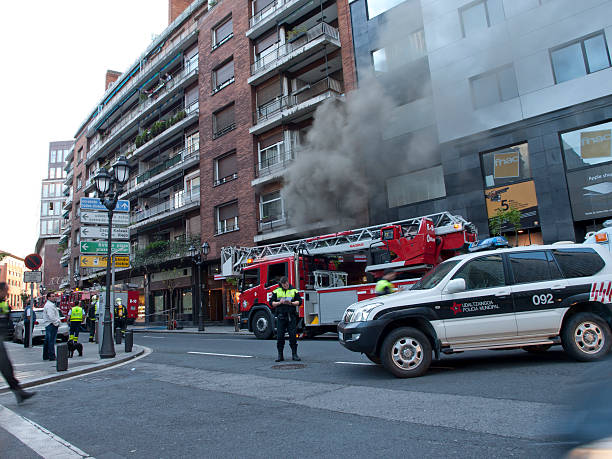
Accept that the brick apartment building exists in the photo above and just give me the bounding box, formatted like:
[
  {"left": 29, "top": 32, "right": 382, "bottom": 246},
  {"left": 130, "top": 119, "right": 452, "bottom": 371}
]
[{"left": 36, "top": 140, "right": 71, "bottom": 293}]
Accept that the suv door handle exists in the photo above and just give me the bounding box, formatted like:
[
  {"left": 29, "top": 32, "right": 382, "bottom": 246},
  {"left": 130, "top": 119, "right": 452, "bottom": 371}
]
[
  {"left": 495, "top": 289, "right": 511, "bottom": 298},
  {"left": 551, "top": 285, "right": 565, "bottom": 291}
]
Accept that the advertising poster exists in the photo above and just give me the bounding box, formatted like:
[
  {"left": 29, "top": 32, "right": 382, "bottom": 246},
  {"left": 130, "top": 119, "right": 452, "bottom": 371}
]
[
  {"left": 580, "top": 129, "right": 611, "bottom": 159},
  {"left": 484, "top": 180, "right": 539, "bottom": 230},
  {"left": 566, "top": 162, "right": 612, "bottom": 220},
  {"left": 493, "top": 151, "right": 520, "bottom": 179}
]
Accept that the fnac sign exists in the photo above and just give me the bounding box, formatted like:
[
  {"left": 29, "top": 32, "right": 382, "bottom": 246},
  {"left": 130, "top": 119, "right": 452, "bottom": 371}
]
[
  {"left": 493, "top": 150, "right": 520, "bottom": 179},
  {"left": 581, "top": 129, "right": 611, "bottom": 159}
]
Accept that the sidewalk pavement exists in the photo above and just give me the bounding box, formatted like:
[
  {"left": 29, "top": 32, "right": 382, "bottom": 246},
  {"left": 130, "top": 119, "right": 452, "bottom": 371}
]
[
  {"left": 0, "top": 340, "right": 145, "bottom": 393},
  {"left": 130, "top": 324, "right": 249, "bottom": 335}
]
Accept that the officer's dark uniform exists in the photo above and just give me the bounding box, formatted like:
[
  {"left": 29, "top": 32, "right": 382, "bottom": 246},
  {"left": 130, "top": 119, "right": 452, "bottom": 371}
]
[
  {"left": 270, "top": 284, "right": 301, "bottom": 362},
  {"left": 22, "top": 305, "right": 36, "bottom": 348},
  {"left": 87, "top": 300, "right": 97, "bottom": 342}
]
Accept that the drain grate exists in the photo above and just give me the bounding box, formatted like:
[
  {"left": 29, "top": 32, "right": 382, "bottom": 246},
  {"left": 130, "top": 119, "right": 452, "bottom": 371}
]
[{"left": 271, "top": 363, "right": 306, "bottom": 370}]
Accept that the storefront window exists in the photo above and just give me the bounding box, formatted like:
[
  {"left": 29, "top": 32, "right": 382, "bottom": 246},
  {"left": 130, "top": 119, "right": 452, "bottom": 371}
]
[
  {"left": 182, "top": 290, "right": 193, "bottom": 315},
  {"left": 481, "top": 142, "right": 531, "bottom": 188},
  {"left": 561, "top": 120, "right": 612, "bottom": 171}
]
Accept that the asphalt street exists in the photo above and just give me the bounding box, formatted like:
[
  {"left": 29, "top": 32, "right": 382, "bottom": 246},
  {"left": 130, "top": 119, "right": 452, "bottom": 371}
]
[{"left": 2, "top": 333, "right": 611, "bottom": 458}]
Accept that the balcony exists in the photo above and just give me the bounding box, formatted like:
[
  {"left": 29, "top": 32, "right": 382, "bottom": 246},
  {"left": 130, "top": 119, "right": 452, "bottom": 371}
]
[
  {"left": 64, "top": 168, "right": 74, "bottom": 186},
  {"left": 65, "top": 145, "right": 74, "bottom": 163},
  {"left": 85, "top": 21, "right": 200, "bottom": 138},
  {"left": 252, "top": 145, "right": 295, "bottom": 187},
  {"left": 247, "top": 0, "right": 313, "bottom": 38},
  {"left": 250, "top": 77, "right": 343, "bottom": 134},
  {"left": 59, "top": 277, "right": 69, "bottom": 288},
  {"left": 249, "top": 23, "right": 340, "bottom": 86},
  {"left": 254, "top": 217, "right": 333, "bottom": 243},
  {"left": 131, "top": 235, "right": 201, "bottom": 269},
  {"left": 60, "top": 250, "right": 70, "bottom": 267},
  {"left": 86, "top": 60, "right": 199, "bottom": 165},
  {"left": 61, "top": 222, "right": 71, "bottom": 236},
  {"left": 129, "top": 187, "right": 200, "bottom": 230},
  {"left": 122, "top": 149, "right": 199, "bottom": 199},
  {"left": 63, "top": 195, "right": 73, "bottom": 210}
]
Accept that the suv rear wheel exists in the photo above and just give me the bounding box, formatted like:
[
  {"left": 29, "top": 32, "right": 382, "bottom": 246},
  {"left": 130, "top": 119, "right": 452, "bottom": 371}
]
[
  {"left": 561, "top": 312, "right": 612, "bottom": 361},
  {"left": 381, "top": 327, "right": 432, "bottom": 378}
]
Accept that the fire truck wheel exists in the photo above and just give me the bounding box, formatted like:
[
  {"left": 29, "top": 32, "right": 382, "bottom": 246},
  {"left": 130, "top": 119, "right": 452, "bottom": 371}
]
[
  {"left": 365, "top": 353, "right": 381, "bottom": 364},
  {"left": 252, "top": 310, "right": 273, "bottom": 340},
  {"left": 381, "top": 327, "right": 432, "bottom": 378}
]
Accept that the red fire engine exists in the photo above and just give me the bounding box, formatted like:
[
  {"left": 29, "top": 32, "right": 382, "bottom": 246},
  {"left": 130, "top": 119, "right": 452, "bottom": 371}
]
[{"left": 221, "top": 212, "right": 477, "bottom": 339}]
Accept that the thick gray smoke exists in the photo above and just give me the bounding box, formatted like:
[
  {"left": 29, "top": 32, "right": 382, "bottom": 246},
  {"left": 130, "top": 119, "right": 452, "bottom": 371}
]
[{"left": 282, "top": 1, "right": 436, "bottom": 229}]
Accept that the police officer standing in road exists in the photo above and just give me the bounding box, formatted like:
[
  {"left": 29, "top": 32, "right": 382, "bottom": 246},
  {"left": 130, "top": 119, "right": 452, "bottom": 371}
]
[
  {"left": 375, "top": 269, "right": 397, "bottom": 296},
  {"left": 270, "top": 276, "right": 302, "bottom": 362},
  {"left": 0, "top": 282, "right": 35, "bottom": 403}
]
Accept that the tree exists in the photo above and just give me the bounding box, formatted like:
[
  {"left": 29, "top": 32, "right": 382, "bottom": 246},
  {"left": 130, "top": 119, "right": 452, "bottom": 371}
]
[{"left": 489, "top": 206, "right": 522, "bottom": 246}]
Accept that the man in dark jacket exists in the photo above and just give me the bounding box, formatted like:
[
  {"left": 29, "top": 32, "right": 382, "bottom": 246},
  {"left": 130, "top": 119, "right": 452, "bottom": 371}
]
[{"left": 270, "top": 276, "right": 302, "bottom": 362}]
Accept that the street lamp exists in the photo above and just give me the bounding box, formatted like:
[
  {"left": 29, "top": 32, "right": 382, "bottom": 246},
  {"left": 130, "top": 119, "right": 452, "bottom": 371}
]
[
  {"left": 189, "top": 241, "right": 209, "bottom": 331},
  {"left": 93, "top": 156, "right": 130, "bottom": 358},
  {"left": 73, "top": 271, "right": 80, "bottom": 288}
]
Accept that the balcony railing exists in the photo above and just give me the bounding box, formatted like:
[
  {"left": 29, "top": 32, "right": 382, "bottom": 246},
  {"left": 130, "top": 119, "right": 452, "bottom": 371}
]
[
  {"left": 86, "top": 20, "right": 200, "bottom": 136},
  {"left": 131, "top": 186, "right": 200, "bottom": 225},
  {"left": 257, "top": 145, "right": 295, "bottom": 177},
  {"left": 258, "top": 214, "right": 288, "bottom": 232},
  {"left": 213, "top": 122, "right": 236, "bottom": 139},
  {"left": 253, "top": 77, "right": 343, "bottom": 124},
  {"left": 249, "top": 0, "right": 296, "bottom": 29},
  {"left": 214, "top": 172, "right": 238, "bottom": 186},
  {"left": 87, "top": 59, "right": 199, "bottom": 162},
  {"left": 251, "top": 23, "right": 339, "bottom": 75}
]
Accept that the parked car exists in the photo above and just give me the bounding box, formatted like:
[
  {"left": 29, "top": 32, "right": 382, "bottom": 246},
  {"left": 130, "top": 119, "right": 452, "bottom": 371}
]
[
  {"left": 13, "top": 309, "right": 69, "bottom": 344},
  {"left": 4, "top": 310, "right": 23, "bottom": 341}
]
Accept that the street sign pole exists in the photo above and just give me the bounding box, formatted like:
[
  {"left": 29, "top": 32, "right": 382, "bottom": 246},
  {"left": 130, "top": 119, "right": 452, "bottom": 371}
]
[{"left": 29, "top": 282, "right": 33, "bottom": 349}]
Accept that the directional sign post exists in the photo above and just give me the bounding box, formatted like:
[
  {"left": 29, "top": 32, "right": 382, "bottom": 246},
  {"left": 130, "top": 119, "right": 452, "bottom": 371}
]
[
  {"left": 80, "top": 241, "right": 130, "bottom": 255},
  {"left": 80, "top": 255, "right": 130, "bottom": 268},
  {"left": 80, "top": 226, "right": 130, "bottom": 240},
  {"left": 80, "top": 197, "right": 130, "bottom": 213},
  {"left": 80, "top": 211, "right": 130, "bottom": 226}
]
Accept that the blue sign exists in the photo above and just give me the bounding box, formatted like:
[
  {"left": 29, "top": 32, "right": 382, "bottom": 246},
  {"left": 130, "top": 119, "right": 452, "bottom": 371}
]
[{"left": 80, "top": 197, "right": 130, "bottom": 213}]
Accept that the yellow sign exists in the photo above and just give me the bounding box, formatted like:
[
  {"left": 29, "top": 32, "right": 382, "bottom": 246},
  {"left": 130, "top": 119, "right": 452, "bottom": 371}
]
[
  {"left": 581, "top": 129, "right": 611, "bottom": 159},
  {"left": 80, "top": 255, "right": 130, "bottom": 268},
  {"left": 485, "top": 180, "right": 538, "bottom": 217},
  {"left": 493, "top": 151, "right": 520, "bottom": 179}
]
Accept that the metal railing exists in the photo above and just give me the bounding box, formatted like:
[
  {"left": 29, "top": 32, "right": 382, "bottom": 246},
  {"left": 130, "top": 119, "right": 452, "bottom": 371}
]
[
  {"left": 258, "top": 215, "right": 288, "bottom": 232},
  {"left": 251, "top": 23, "right": 339, "bottom": 75},
  {"left": 86, "top": 21, "right": 200, "bottom": 136},
  {"left": 87, "top": 59, "right": 199, "bottom": 161},
  {"left": 253, "top": 77, "right": 343, "bottom": 123},
  {"left": 257, "top": 146, "right": 295, "bottom": 177},
  {"left": 131, "top": 186, "right": 200, "bottom": 224},
  {"left": 213, "top": 122, "right": 236, "bottom": 139},
  {"left": 250, "top": 0, "right": 291, "bottom": 28},
  {"left": 214, "top": 172, "right": 238, "bottom": 186},
  {"left": 125, "top": 149, "right": 199, "bottom": 194}
]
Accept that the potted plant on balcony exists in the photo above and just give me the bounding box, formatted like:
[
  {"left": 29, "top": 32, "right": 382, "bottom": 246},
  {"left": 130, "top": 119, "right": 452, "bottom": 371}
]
[{"left": 287, "top": 26, "right": 307, "bottom": 43}]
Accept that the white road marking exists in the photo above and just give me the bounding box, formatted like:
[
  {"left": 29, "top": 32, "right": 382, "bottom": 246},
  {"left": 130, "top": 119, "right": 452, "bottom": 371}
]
[
  {"left": 142, "top": 335, "right": 166, "bottom": 339},
  {"left": 335, "top": 361, "right": 377, "bottom": 366},
  {"left": 187, "top": 351, "right": 253, "bottom": 358},
  {"left": 0, "top": 404, "right": 92, "bottom": 458}
]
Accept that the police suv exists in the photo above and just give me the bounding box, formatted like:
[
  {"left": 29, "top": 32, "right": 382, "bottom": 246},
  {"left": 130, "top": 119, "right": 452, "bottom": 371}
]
[{"left": 338, "top": 243, "right": 612, "bottom": 378}]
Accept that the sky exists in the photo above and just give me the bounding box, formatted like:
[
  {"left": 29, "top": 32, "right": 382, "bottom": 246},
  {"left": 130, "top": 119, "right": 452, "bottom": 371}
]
[{"left": 0, "top": 0, "right": 169, "bottom": 259}]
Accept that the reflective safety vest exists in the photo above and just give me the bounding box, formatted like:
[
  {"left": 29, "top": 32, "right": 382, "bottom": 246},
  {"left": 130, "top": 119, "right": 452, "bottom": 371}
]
[
  {"left": 375, "top": 279, "right": 395, "bottom": 295},
  {"left": 272, "top": 287, "right": 299, "bottom": 304},
  {"left": 0, "top": 300, "right": 8, "bottom": 315},
  {"left": 69, "top": 306, "right": 83, "bottom": 322}
]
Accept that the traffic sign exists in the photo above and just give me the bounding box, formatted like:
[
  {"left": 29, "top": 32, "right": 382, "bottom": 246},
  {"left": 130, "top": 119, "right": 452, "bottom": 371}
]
[
  {"left": 23, "top": 271, "right": 42, "bottom": 283},
  {"left": 80, "top": 255, "right": 130, "bottom": 268},
  {"left": 80, "top": 211, "right": 130, "bottom": 226},
  {"left": 80, "top": 226, "right": 130, "bottom": 240},
  {"left": 80, "top": 241, "right": 130, "bottom": 255},
  {"left": 24, "top": 254, "right": 42, "bottom": 270},
  {"left": 80, "top": 197, "right": 130, "bottom": 213}
]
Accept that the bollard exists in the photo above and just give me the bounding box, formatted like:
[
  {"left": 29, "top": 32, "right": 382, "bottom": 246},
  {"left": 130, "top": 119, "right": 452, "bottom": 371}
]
[
  {"left": 124, "top": 330, "right": 133, "bottom": 353},
  {"left": 115, "top": 330, "right": 122, "bottom": 345},
  {"left": 56, "top": 344, "right": 69, "bottom": 372}
]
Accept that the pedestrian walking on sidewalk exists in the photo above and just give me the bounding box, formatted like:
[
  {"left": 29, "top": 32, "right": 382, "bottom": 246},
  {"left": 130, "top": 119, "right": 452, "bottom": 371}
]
[
  {"left": 0, "top": 282, "right": 35, "bottom": 404},
  {"left": 42, "top": 293, "right": 60, "bottom": 361},
  {"left": 22, "top": 302, "right": 36, "bottom": 348},
  {"left": 270, "top": 276, "right": 302, "bottom": 362}
]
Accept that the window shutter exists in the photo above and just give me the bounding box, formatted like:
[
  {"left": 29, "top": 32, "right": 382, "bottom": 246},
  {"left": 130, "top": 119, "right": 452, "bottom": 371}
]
[
  {"left": 185, "top": 85, "right": 198, "bottom": 106},
  {"left": 255, "top": 31, "right": 278, "bottom": 54},
  {"left": 259, "top": 132, "right": 284, "bottom": 149},
  {"left": 215, "top": 60, "right": 234, "bottom": 86},
  {"left": 215, "top": 18, "right": 233, "bottom": 43},
  {"left": 215, "top": 105, "right": 235, "bottom": 131},
  {"left": 217, "top": 153, "right": 237, "bottom": 179},
  {"left": 219, "top": 202, "right": 238, "bottom": 220},
  {"left": 256, "top": 81, "right": 281, "bottom": 106},
  {"left": 254, "top": 0, "right": 275, "bottom": 14}
]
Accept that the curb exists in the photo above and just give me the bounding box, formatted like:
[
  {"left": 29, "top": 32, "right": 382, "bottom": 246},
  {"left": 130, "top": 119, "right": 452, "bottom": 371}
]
[
  {"left": 131, "top": 329, "right": 249, "bottom": 335},
  {"left": 0, "top": 347, "right": 145, "bottom": 394}
]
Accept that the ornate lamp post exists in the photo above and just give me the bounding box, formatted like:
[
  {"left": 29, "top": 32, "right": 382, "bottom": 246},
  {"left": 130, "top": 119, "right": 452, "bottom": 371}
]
[
  {"left": 93, "top": 156, "right": 130, "bottom": 358},
  {"left": 189, "top": 242, "right": 210, "bottom": 331},
  {"left": 73, "top": 271, "right": 80, "bottom": 289}
]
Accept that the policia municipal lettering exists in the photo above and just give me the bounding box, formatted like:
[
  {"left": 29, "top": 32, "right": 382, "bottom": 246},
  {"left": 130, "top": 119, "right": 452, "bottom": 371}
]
[{"left": 270, "top": 276, "right": 302, "bottom": 362}]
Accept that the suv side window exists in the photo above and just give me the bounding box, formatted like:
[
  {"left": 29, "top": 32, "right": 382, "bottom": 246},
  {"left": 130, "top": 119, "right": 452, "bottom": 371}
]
[
  {"left": 508, "top": 251, "right": 559, "bottom": 284},
  {"left": 552, "top": 248, "right": 605, "bottom": 278},
  {"left": 451, "top": 255, "right": 505, "bottom": 290}
]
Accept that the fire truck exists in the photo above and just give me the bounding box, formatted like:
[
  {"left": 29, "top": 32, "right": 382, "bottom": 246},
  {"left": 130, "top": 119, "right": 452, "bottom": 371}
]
[{"left": 221, "top": 212, "right": 477, "bottom": 339}]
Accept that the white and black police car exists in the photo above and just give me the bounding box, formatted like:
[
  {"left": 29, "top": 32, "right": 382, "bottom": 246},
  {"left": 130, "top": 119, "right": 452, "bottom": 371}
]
[{"left": 338, "top": 238, "right": 612, "bottom": 378}]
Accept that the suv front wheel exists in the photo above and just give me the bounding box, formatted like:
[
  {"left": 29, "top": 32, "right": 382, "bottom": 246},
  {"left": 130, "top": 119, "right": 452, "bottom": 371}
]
[
  {"left": 561, "top": 312, "right": 612, "bottom": 361},
  {"left": 381, "top": 327, "right": 432, "bottom": 378}
]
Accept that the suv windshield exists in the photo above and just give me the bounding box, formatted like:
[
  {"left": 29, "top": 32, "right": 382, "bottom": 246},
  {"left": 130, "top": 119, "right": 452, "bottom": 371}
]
[{"left": 410, "top": 259, "right": 461, "bottom": 290}]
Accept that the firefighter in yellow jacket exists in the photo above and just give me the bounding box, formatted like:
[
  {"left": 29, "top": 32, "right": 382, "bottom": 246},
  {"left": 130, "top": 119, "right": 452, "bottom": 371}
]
[
  {"left": 67, "top": 302, "right": 84, "bottom": 357},
  {"left": 270, "top": 276, "right": 302, "bottom": 362},
  {"left": 114, "top": 298, "right": 127, "bottom": 337}
]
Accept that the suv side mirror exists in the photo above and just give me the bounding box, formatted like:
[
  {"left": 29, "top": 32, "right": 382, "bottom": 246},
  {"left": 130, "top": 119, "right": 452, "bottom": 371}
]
[{"left": 444, "top": 278, "right": 466, "bottom": 294}]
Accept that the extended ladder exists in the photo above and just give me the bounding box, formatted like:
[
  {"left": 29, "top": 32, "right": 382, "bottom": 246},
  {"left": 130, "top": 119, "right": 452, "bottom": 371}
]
[{"left": 221, "top": 212, "right": 475, "bottom": 276}]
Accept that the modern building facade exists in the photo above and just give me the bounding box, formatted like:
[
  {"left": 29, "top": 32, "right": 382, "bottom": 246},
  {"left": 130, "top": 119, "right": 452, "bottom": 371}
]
[
  {"left": 36, "top": 140, "right": 71, "bottom": 292},
  {"left": 349, "top": 0, "right": 612, "bottom": 244}
]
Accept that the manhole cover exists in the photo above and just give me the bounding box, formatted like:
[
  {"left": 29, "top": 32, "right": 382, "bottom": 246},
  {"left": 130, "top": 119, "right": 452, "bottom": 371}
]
[{"left": 271, "top": 363, "right": 306, "bottom": 370}]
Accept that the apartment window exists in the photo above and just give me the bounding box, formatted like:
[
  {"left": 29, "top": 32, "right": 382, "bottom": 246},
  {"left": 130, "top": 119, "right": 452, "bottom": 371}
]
[
  {"left": 372, "top": 49, "right": 387, "bottom": 73},
  {"left": 213, "top": 104, "right": 235, "bottom": 139},
  {"left": 42, "top": 184, "right": 48, "bottom": 197},
  {"left": 216, "top": 201, "right": 239, "bottom": 234},
  {"left": 258, "top": 132, "right": 285, "bottom": 169},
  {"left": 77, "top": 147, "right": 83, "bottom": 163},
  {"left": 50, "top": 168, "right": 56, "bottom": 179},
  {"left": 470, "top": 64, "right": 518, "bottom": 109},
  {"left": 212, "top": 16, "right": 233, "bottom": 50},
  {"left": 76, "top": 174, "right": 82, "bottom": 190},
  {"left": 56, "top": 167, "right": 62, "bottom": 178},
  {"left": 212, "top": 59, "right": 234, "bottom": 93},
  {"left": 50, "top": 150, "right": 56, "bottom": 163},
  {"left": 254, "top": 31, "right": 279, "bottom": 64},
  {"left": 214, "top": 152, "right": 237, "bottom": 185},
  {"left": 460, "top": 0, "right": 505, "bottom": 37},
  {"left": 42, "top": 203, "right": 48, "bottom": 217},
  {"left": 386, "top": 166, "right": 446, "bottom": 207},
  {"left": 255, "top": 82, "right": 282, "bottom": 120},
  {"left": 550, "top": 31, "right": 611, "bottom": 84},
  {"left": 366, "top": 0, "right": 407, "bottom": 19},
  {"left": 185, "top": 85, "right": 198, "bottom": 113},
  {"left": 260, "top": 191, "right": 284, "bottom": 221}
]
